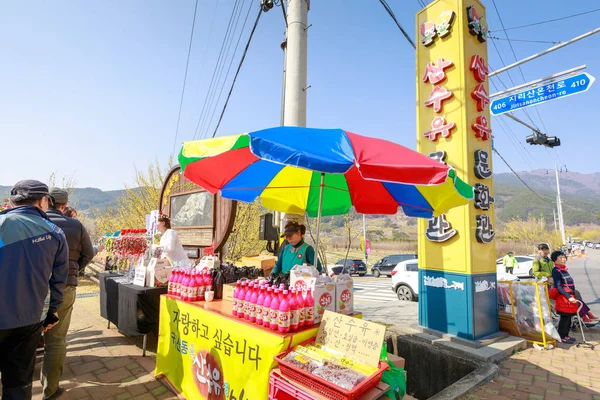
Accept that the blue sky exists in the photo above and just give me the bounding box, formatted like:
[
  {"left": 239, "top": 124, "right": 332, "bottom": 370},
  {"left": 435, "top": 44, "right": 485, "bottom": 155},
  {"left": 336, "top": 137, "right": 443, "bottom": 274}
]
[{"left": 1, "top": 1, "right": 599, "bottom": 190}]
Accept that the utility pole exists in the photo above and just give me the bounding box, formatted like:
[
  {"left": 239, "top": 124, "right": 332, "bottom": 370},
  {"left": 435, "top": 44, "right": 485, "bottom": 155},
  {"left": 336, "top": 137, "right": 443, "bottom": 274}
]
[
  {"left": 279, "top": 0, "right": 310, "bottom": 241},
  {"left": 555, "top": 161, "right": 567, "bottom": 245},
  {"left": 553, "top": 209, "right": 558, "bottom": 233},
  {"left": 283, "top": 0, "right": 308, "bottom": 127}
]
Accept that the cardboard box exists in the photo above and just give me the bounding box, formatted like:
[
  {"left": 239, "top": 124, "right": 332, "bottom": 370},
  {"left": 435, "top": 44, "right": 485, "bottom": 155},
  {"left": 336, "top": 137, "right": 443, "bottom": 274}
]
[
  {"left": 241, "top": 255, "right": 276, "bottom": 269},
  {"left": 387, "top": 353, "right": 405, "bottom": 369},
  {"left": 335, "top": 274, "right": 354, "bottom": 315},
  {"left": 222, "top": 282, "right": 236, "bottom": 302},
  {"left": 313, "top": 279, "right": 336, "bottom": 324}
]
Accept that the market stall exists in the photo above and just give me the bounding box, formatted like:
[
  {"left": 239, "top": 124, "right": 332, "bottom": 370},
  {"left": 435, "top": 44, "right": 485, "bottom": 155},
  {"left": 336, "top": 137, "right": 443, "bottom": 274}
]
[{"left": 150, "top": 127, "right": 473, "bottom": 399}]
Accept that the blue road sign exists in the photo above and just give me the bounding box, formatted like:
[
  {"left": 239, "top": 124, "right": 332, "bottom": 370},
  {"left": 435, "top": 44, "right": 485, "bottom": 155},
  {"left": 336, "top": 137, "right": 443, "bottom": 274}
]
[{"left": 490, "top": 72, "right": 595, "bottom": 116}]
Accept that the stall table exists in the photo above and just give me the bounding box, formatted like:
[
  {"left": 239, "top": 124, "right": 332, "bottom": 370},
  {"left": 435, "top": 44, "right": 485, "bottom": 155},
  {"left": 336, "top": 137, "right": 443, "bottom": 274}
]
[
  {"left": 155, "top": 295, "right": 321, "bottom": 399},
  {"left": 99, "top": 272, "right": 167, "bottom": 355}
]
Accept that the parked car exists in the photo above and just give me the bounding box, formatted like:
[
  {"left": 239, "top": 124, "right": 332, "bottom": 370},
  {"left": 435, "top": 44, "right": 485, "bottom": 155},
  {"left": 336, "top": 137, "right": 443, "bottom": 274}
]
[
  {"left": 372, "top": 254, "right": 418, "bottom": 278},
  {"left": 390, "top": 260, "right": 419, "bottom": 301},
  {"left": 330, "top": 259, "right": 367, "bottom": 276},
  {"left": 495, "top": 255, "right": 535, "bottom": 277},
  {"left": 595, "top": 243, "right": 600, "bottom": 249}
]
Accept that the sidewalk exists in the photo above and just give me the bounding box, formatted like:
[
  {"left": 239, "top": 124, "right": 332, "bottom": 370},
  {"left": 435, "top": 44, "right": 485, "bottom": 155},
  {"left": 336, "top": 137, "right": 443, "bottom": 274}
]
[{"left": 29, "top": 277, "right": 176, "bottom": 400}]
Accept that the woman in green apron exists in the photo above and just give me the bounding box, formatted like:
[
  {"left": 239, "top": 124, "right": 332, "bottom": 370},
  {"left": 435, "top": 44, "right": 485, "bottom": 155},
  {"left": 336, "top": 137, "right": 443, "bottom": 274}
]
[{"left": 271, "top": 222, "right": 323, "bottom": 276}]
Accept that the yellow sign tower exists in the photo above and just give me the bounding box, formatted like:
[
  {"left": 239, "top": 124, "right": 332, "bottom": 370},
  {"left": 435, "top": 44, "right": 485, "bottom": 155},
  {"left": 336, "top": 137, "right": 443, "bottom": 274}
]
[{"left": 416, "top": 0, "right": 498, "bottom": 340}]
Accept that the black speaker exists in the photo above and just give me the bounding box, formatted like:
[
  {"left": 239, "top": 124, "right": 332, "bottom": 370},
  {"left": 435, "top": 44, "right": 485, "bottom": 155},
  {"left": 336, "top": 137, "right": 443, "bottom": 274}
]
[{"left": 259, "top": 213, "right": 279, "bottom": 241}]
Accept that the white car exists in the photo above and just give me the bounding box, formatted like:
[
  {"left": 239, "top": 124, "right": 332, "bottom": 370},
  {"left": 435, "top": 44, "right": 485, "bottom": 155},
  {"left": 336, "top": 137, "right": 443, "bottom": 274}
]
[
  {"left": 390, "top": 260, "right": 419, "bottom": 301},
  {"left": 496, "top": 256, "right": 535, "bottom": 277}
]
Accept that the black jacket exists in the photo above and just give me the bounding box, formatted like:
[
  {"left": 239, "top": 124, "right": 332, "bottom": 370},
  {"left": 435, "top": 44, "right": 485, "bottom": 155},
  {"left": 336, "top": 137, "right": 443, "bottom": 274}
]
[{"left": 46, "top": 209, "right": 94, "bottom": 286}]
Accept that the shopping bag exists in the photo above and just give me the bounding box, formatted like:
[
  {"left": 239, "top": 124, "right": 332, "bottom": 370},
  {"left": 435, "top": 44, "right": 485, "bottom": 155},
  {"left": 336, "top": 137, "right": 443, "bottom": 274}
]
[{"left": 381, "top": 360, "right": 407, "bottom": 400}]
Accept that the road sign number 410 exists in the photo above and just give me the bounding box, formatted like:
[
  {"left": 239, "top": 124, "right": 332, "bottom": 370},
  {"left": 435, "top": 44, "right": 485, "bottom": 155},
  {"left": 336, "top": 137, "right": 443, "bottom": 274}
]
[{"left": 571, "top": 79, "right": 587, "bottom": 88}]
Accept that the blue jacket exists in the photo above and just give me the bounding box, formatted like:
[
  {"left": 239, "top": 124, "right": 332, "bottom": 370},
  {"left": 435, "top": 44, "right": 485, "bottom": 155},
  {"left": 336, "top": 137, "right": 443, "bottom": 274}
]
[{"left": 0, "top": 206, "right": 69, "bottom": 329}]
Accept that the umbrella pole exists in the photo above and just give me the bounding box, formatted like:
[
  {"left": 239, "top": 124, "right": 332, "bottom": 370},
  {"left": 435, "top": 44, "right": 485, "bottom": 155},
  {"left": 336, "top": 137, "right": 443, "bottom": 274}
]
[{"left": 314, "top": 173, "right": 325, "bottom": 272}]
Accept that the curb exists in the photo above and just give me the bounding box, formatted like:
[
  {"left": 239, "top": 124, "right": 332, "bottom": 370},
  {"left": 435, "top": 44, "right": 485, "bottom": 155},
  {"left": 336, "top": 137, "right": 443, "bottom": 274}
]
[{"left": 430, "top": 362, "right": 500, "bottom": 400}]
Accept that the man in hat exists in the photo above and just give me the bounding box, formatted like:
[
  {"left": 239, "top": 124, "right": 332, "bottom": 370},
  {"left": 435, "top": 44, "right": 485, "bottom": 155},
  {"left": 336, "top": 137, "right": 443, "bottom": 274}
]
[
  {"left": 502, "top": 251, "right": 518, "bottom": 274},
  {"left": 532, "top": 243, "right": 554, "bottom": 281},
  {"left": 41, "top": 188, "right": 94, "bottom": 399},
  {"left": 0, "top": 180, "right": 68, "bottom": 400}
]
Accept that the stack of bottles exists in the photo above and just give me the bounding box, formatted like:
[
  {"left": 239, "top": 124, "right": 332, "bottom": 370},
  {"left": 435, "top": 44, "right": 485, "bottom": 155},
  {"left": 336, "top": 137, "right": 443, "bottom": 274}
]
[
  {"left": 232, "top": 280, "right": 315, "bottom": 333},
  {"left": 166, "top": 269, "right": 213, "bottom": 302}
]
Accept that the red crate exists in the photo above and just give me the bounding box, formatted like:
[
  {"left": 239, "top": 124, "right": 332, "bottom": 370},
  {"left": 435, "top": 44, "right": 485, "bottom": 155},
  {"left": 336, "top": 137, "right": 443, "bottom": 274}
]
[
  {"left": 274, "top": 341, "right": 388, "bottom": 400},
  {"left": 269, "top": 370, "right": 319, "bottom": 400}
]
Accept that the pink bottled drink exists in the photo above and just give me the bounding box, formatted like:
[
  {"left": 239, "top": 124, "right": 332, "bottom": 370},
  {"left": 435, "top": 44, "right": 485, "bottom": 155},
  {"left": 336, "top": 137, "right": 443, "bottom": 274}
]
[
  {"left": 244, "top": 283, "right": 254, "bottom": 321},
  {"left": 181, "top": 270, "right": 191, "bottom": 301},
  {"left": 296, "top": 289, "right": 306, "bottom": 329},
  {"left": 174, "top": 269, "right": 184, "bottom": 297},
  {"left": 197, "top": 270, "right": 206, "bottom": 301},
  {"left": 289, "top": 288, "right": 299, "bottom": 332},
  {"left": 249, "top": 283, "right": 259, "bottom": 323},
  {"left": 238, "top": 282, "right": 248, "bottom": 319},
  {"left": 278, "top": 290, "right": 291, "bottom": 333},
  {"left": 232, "top": 280, "right": 241, "bottom": 317},
  {"left": 167, "top": 269, "right": 176, "bottom": 295},
  {"left": 256, "top": 285, "right": 265, "bottom": 326},
  {"left": 269, "top": 289, "right": 281, "bottom": 331},
  {"left": 189, "top": 270, "right": 199, "bottom": 301},
  {"left": 305, "top": 289, "right": 314, "bottom": 327},
  {"left": 262, "top": 287, "right": 273, "bottom": 328}
]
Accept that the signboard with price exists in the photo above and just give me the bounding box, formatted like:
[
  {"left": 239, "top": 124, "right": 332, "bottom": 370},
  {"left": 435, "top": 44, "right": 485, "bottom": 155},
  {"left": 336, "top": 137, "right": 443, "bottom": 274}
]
[
  {"left": 490, "top": 73, "right": 595, "bottom": 116},
  {"left": 155, "top": 296, "right": 318, "bottom": 399}
]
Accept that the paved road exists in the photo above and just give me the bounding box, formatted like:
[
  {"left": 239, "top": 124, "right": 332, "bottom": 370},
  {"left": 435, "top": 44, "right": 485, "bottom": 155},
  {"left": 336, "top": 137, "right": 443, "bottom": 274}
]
[
  {"left": 352, "top": 275, "right": 400, "bottom": 305},
  {"left": 567, "top": 248, "right": 600, "bottom": 315}
]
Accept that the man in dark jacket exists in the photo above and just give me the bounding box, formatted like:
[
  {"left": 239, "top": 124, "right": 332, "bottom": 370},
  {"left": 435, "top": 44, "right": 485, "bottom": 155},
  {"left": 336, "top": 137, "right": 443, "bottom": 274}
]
[
  {"left": 0, "top": 180, "right": 68, "bottom": 400},
  {"left": 41, "top": 188, "right": 94, "bottom": 399}
]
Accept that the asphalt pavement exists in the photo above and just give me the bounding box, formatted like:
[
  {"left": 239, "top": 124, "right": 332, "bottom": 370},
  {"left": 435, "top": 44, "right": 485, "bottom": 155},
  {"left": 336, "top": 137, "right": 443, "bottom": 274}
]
[{"left": 567, "top": 248, "right": 600, "bottom": 315}]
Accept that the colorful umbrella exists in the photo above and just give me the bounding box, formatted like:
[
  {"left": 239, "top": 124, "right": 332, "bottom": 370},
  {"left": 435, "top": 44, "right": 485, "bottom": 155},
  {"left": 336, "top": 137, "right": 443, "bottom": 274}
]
[{"left": 179, "top": 127, "right": 473, "bottom": 219}]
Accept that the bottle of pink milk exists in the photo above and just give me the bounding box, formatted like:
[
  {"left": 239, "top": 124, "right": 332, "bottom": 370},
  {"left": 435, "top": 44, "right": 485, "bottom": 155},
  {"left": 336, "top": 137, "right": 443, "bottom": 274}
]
[
  {"left": 269, "top": 289, "right": 281, "bottom": 331},
  {"left": 263, "top": 287, "right": 273, "bottom": 328},
  {"left": 278, "top": 290, "right": 291, "bottom": 333},
  {"left": 289, "top": 288, "right": 299, "bottom": 332},
  {"left": 305, "top": 289, "right": 314, "bottom": 327},
  {"left": 296, "top": 289, "right": 306, "bottom": 329},
  {"left": 244, "top": 283, "right": 254, "bottom": 321},
  {"left": 249, "top": 283, "right": 259, "bottom": 323},
  {"left": 232, "top": 280, "right": 241, "bottom": 317},
  {"left": 238, "top": 282, "right": 248, "bottom": 319},
  {"left": 181, "top": 270, "right": 191, "bottom": 301},
  {"left": 189, "top": 270, "right": 199, "bottom": 301},
  {"left": 256, "top": 285, "right": 265, "bottom": 326}
]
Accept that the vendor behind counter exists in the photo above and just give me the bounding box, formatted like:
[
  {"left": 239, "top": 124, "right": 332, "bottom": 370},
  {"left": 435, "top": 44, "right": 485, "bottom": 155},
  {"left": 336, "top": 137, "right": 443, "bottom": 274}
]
[
  {"left": 271, "top": 222, "right": 323, "bottom": 276},
  {"left": 157, "top": 215, "right": 193, "bottom": 268}
]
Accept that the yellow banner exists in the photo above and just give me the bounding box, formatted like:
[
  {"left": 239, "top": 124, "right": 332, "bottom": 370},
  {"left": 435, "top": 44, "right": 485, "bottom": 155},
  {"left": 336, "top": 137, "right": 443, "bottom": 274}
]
[{"left": 155, "top": 296, "right": 318, "bottom": 399}]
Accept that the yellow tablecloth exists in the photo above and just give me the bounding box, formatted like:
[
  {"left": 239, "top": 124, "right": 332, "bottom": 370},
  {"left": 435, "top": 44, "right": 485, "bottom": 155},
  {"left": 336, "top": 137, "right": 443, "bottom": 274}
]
[{"left": 154, "top": 296, "right": 318, "bottom": 399}]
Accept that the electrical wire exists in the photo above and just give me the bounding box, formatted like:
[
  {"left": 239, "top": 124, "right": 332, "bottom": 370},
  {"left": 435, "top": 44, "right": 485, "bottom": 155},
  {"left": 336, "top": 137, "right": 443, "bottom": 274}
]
[
  {"left": 198, "top": 0, "right": 248, "bottom": 139},
  {"left": 170, "top": 0, "right": 200, "bottom": 157},
  {"left": 378, "top": 0, "right": 416, "bottom": 49},
  {"left": 211, "top": 8, "right": 263, "bottom": 138},
  {"left": 489, "top": 36, "right": 561, "bottom": 45},
  {"left": 490, "top": 8, "right": 600, "bottom": 32},
  {"left": 204, "top": 0, "right": 254, "bottom": 138},
  {"left": 192, "top": 0, "right": 243, "bottom": 140},
  {"left": 493, "top": 148, "right": 553, "bottom": 204},
  {"left": 492, "top": 0, "right": 548, "bottom": 133}
]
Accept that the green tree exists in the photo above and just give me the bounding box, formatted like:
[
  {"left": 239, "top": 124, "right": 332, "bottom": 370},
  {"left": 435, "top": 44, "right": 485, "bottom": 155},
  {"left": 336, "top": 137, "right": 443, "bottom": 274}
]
[{"left": 225, "top": 201, "right": 265, "bottom": 262}]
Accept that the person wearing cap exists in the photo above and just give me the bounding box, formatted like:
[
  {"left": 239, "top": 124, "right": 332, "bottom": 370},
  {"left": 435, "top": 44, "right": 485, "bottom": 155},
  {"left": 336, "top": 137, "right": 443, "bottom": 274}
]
[
  {"left": 0, "top": 180, "right": 68, "bottom": 400},
  {"left": 502, "top": 251, "right": 518, "bottom": 274},
  {"left": 532, "top": 243, "right": 554, "bottom": 281},
  {"left": 41, "top": 188, "right": 94, "bottom": 399},
  {"left": 271, "top": 222, "right": 323, "bottom": 276}
]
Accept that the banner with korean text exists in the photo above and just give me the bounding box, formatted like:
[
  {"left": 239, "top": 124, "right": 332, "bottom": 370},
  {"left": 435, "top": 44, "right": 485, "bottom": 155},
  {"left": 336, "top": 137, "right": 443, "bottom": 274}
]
[{"left": 154, "top": 296, "right": 318, "bottom": 399}]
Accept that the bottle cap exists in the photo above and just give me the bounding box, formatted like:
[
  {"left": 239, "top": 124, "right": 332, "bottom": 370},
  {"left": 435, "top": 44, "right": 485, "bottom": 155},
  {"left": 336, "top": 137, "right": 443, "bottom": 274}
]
[{"left": 283, "top": 290, "right": 289, "bottom": 295}]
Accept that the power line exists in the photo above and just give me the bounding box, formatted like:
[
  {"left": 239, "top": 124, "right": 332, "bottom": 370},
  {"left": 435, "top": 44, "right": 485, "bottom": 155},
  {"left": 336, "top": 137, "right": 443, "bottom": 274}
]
[
  {"left": 198, "top": 0, "right": 248, "bottom": 139},
  {"left": 204, "top": 0, "right": 254, "bottom": 138},
  {"left": 212, "top": 7, "right": 263, "bottom": 138},
  {"left": 192, "top": 0, "right": 244, "bottom": 140},
  {"left": 493, "top": 148, "right": 552, "bottom": 204},
  {"left": 170, "top": 0, "right": 200, "bottom": 157},
  {"left": 490, "top": 36, "right": 561, "bottom": 45},
  {"left": 492, "top": 0, "right": 548, "bottom": 133},
  {"left": 378, "top": 0, "right": 416, "bottom": 49},
  {"left": 490, "top": 8, "right": 600, "bottom": 32}
]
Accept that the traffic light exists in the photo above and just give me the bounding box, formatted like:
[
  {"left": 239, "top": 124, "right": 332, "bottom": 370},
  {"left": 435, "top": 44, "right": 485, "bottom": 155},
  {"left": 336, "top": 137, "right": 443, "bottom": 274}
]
[{"left": 525, "top": 131, "right": 561, "bottom": 148}]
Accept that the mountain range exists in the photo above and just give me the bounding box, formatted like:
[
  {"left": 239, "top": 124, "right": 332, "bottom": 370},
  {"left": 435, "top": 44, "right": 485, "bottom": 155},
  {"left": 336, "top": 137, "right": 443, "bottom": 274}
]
[{"left": 2, "top": 170, "right": 600, "bottom": 225}]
